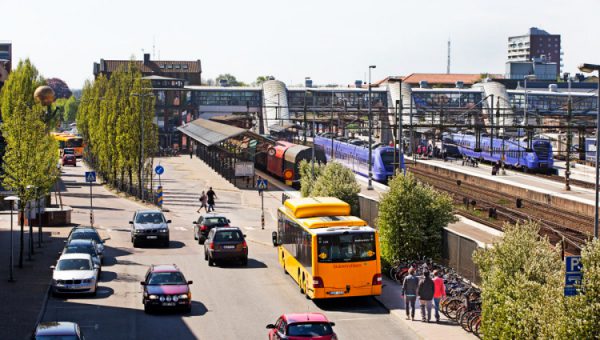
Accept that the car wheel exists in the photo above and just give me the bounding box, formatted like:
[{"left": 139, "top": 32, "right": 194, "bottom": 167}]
[
  {"left": 144, "top": 304, "right": 152, "bottom": 314},
  {"left": 208, "top": 256, "right": 215, "bottom": 267},
  {"left": 133, "top": 238, "right": 138, "bottom": 248},
  {"left": 184, "top": 305, "right": 192, "bottom": 314},
  {"left": 241, "top": 257, "right": 248, "bottom": 266},
  {"left": 199, "top": 237, "right": 205, "bottom": 245},
  {"left": 204, "top": 250, "right": 208, "bottom": 261}
]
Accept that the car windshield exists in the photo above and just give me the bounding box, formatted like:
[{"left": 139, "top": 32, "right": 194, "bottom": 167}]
[
  {"left": 287, "top": 322, "right": 333, "bottom": 336},
  {"left": 148, "top": 272, "right": 186, "bottom": 285},
  {"left": 214, "top": 230, "right": 242, "bottom": 242},
  {"left": 135, "top": 212, "right": 165, "bottom": 224},
  {"left": 64, "top": 245, "right": 96, "bottom": 257},
  {"left": 57, "top": 259, "right": 91, "bottom": 271},
  {"left": 36, "top": 336, "right": 79, "bottom": 340},
  {"left": 317, "top": 232, "right": 376, "bottom": 263},
  {"left": 70, "top": 232, "right": 101, "bottom": 243},
  {"left": 204, "top": 217, "right": 228, "bottom": 225}
]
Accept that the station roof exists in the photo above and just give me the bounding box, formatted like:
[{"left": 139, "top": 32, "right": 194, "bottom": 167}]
[{"left": 177, "top": 118, "right": 247, "bottom": 146}]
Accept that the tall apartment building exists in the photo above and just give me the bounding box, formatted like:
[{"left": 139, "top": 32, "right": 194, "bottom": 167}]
[
  {"left": 0, "top": 41, "right": 12, "bottom": 89},
  {"left": 507, "top": 27, "right": 562, "bottom": 74}
]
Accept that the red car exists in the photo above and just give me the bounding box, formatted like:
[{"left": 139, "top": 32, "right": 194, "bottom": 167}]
[
  {"left": 267, "top": 313, "right": 337, "bottom": 340},
  {"left": 140, "top": 264, "right": 193, "bottom": 313},
  {"left": 62, "top": 154, "right": 76, "bottom": 166}
]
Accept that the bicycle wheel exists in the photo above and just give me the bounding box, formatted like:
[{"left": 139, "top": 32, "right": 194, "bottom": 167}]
[
  {"left": 468, "top": 313, "right": 481, "bottom": 333},
  {"left": 473, "top": 317, "right": 482, "bottom": 338},
  {"left": 443, "top": 299, "right": 460, "bottom": 318},
  {"left": 460, "top": 310, "right": 472, "bottom": 330},
  {"left": 455, "top": 306, "right": 467, "bottom": 323}
]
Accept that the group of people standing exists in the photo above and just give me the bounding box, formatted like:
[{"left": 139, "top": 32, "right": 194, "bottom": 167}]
[
  {"left": 401, "top": 268, "right": 446, "bottom": 323},
  {"left": 197, "top": 187, "right": 217, "bottom": 213}
]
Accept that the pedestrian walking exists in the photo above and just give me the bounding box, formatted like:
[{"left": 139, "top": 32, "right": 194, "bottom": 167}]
[
  {"left": 402, "top": 268, "right": 419, "bottom": 321},
  {"left": 189, "top": 148, "right": 193, "bottom": 159},
  {"left": 432, "top": 270, "right": 446, "bottom": 322},
  {"left": 197, "top": 191, "right": 208, "bottom": 213},
  {"left": 417, "top": 271, "right": 435, "bottom": 322},
  {"left": 206, "top": 187, "right": 217, "bottom": 212}
]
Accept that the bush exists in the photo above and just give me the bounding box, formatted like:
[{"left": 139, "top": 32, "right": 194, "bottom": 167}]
[
  {"left": 377, "top": 173, "right": 455, "bottom": 263},
  {"left": 311, "top": 162, "right": 361, "bottom": 215},
  {"left": 473, "top": 221, "right": 566, "bottom": 339},
  {"left": 299, "top": 159, "right": 323, "bottom": 197}
]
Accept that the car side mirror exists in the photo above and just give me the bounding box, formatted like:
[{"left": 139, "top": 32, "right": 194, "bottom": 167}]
[
  {"left": 192, "top": 221, "right": 197, "bottom": 224},
  {"left": 266, "top": 324, "right": 276, "bottom": 329},
  {"left": 167, "top": 220, "right": 172, "bottom": 224},
  {"left": 58, "top": 251, "right": 62, "bottom": 255},
  {"left": 93, "top": 265, "right": 100, "bottom": 270},
  {"left": 129, "top": 221, "right": 133, "bottom": 224},
  {"left": 187, "top": 281, "right": 193, "bottom": 285},
  {"left": 140, "top": 281, "right": 146, "bottom": 286},
  {"left": 243, "top": 234, "right": 247, "bottom": 238},
  {"left": 271, "top": 231, "right": 279, "bottom": 247},
  {"left": 50, "top": 265, "right": 56, "bottom": 270},
  {"left": 227, "top": 219, "right": 231, "bottom": 223},
  {"left": 330, "top": 322, "right": 336, "bottom": 327},
  {"left": 63, "top": 240, "right": 67, "bottom": 243},
  {"left": 103, "top": 237, "right": 111, "bottom": 241}
]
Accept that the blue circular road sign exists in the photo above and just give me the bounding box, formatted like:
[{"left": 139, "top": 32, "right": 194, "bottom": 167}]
[{"left": 155, "top": 165, "right": 165, "bottom": 175}]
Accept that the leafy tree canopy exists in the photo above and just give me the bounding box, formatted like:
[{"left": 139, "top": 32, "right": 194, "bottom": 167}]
[
  {"left": 216, "top": 74, "right": 246, "bottom": 87},
  {"left": 46, "top": 77, "right": 72, "bottom": 99}
]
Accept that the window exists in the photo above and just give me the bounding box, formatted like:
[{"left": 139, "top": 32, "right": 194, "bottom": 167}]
[
  {"left": 317, "top": 232, "right": 376, "bottom": 263},
  {"left": 278, "top": 212, "right": 313, "bottom": 270},
  {"left": 148, "top": 272, "right": 186, "bottom": 285},
  {"left": 175, "top": 64, "right": 181, "bottom": 69},
  {"left": 214, "top": 230, "right": 242, "bottom": 242},
  {"left": 287, "top": 323, "right": 333, "bottom": 337},
  {"left": 183, "top": 65, "right": 189, "bottom": 70}
]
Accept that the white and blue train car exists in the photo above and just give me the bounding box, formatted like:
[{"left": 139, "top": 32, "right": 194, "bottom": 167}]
[
  {"left": 314, "top": 136, "right": 402, "bottom": 182},
  {"left": 585, "top": 138, "right": 597, "bottom": 164},
  {"left": 449, "top": 133, "right": 554, "bottom": 173}
]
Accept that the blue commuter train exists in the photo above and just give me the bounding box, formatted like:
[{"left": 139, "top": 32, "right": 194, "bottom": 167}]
[
  {"left": 448, "top": 133, "right": 554, "bottom": 173},
  {"left": 313, "top": 135, "right": 402, "bottom": 182}
]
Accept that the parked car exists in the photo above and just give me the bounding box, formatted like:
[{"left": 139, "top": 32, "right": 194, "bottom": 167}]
[
  {"left": 33, "top": 321, "right": 85, "bottom": 340},
  {"left": 51, "top": 253, "right": 99, "bottom": 296},
  {"left": 130, "top": 210, "right": 171, "bottom": 247},
  {"left": 267, "top": 313, "right": 337, "bottom": 340},
  {"left": 62, "top": 239, "right": 102, "bottom": 273},
  {"left": 204, "top": 227, "right": 248, "bottom": 266},
  {"left": 67, "top": 227, "right": 108, "bottom": 262},
  {"left": 62, "top": 154, "right": 77, "bottom": 166},
  {"left": 140, "top": 264, "right": 193, "bottom": 313},
  {"left": 193, "top": 213, "right": 230, "bottom": 244}
]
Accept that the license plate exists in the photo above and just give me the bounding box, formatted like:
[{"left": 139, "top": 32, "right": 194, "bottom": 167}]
[
  {"left": 327, "top": 291, "right": 345, "bottom": 295},
  {"left": 223, "top": 245, "right": 235, "bottom": 249},
  {"left": 147, "top": 236, "right": 157, "bottom": 239},
  {"left": 162, "top": 302, "right": 176, "bottom": 306}
]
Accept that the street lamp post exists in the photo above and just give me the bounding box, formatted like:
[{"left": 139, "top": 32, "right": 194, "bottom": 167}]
[
  {"left": 367, "top": 65, "right": 376, "bottom": 190},
  {"left": 578, "top": 63, "right": 600, "bottom": 239},
  {"left": 5, "top": 196, "right": 19, "bottom": 282},
  {"left": 523, "top": 75, "right": 536, "bottom": 152}
]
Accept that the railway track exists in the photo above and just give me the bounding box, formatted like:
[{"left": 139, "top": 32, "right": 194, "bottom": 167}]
[
  {"left": 530, "top": 172, "right": 595, "bottom": 190},
  {"left": 407, "top": 165, "right": 591, "bottom": 254}
]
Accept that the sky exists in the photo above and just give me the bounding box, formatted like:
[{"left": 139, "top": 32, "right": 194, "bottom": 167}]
[{"left": 3, "top": 0, "right": 599, "bottom": 89}]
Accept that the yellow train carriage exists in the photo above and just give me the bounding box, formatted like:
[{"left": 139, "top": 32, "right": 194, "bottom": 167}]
[{"left": 272, "top": 197, "right": 382, "bottom": 299}]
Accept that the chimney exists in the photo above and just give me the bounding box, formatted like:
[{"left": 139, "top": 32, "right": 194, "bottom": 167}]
[{"left": 143, "top": 53, "right": 150, "bottom": 65}]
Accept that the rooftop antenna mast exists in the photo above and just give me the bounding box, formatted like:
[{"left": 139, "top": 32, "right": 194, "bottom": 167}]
[
  {"left": 152, "top": 36, "right": 156, "bottom": 59},
  {"left": 447, "top": 39, "right": 451, "bottom": 74}
]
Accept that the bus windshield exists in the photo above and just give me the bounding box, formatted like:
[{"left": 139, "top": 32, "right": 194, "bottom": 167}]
[
  {"left": 65, "top": 138, "right": 83, "bottom": 148},
  {"left": 317, "top": 232, "right": 376, "bottom": 263}
]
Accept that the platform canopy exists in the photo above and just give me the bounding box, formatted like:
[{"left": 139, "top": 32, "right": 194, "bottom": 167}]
[{"left": 177, "top": 118, "right": 247, "bottom": 146}]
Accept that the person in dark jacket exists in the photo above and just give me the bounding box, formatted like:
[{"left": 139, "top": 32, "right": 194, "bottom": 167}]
[
  {"left": 417, "top": 271, "right": 435, "bottom": 322},
  {"left": 206, "top": 187, "right": 217, "bottom": 212},
  {"left": 401, "top": 268, "right": 419, "bottom": 320}
]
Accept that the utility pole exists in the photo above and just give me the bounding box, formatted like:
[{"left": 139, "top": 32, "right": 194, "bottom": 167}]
[
  {"left": 566, "top": 77, "right": 573, "bottom": 191},
  {"left": 367, "top": 65, "right": 376, "bottom": 190},
  {"left": 303, "top": 90, "right": 308, "bottom": 145}
]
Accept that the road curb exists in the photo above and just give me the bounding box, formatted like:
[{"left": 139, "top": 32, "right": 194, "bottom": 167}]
[{"left": 32, "top": 279, "right": 52, "bottom": 337}]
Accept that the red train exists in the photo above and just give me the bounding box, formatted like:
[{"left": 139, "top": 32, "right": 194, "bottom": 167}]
[{"left": 255, "top": 141, "right": 325, "bottom": 187}]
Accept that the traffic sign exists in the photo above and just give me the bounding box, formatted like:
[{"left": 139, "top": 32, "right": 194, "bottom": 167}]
[
  {"left": 257, "top": 178, "right": 268, "bottom": 190},
  {"left": 565, "top": 256, "right": 582, "bottom": 297},
  {"left": 85, "top": 171, "right": 96, "bottom": 183},
  {"left": 155, "top": 165, "right": 165, "bottom": 175}
]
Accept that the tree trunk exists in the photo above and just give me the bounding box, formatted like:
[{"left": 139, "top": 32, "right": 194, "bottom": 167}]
[
  {"left": 128, "top": 168, "right": 133, "bottom": 195},
  {"left": 19, "top": 206, "right": 24, "bottom": 268}
]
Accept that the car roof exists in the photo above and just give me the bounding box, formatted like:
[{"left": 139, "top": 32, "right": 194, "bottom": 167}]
[
  {"left": 284, "top": 313, "right": 330, "bottom": 324},
  {"left": 136, "top": 209, "right": 163, "bottom": 214},
  {"left": 66, "top": 239, "right": 95, "bottom": 245},
  {"left": 71, "top": 227, "right": 98, "bottom": 233},
  {"left": 150, "top": 264, "right": 180, "bottom": 273},
  {"left": 59, "top": 253, "right": 92, "bottom": 260},
  {"left": 213, "top": 226, "right": 241, "bottom": 232},
  {"left": 203, "top": 213, "right": 227, "bottom": 218},
  {"left": 35, "top": 322, "right": 77, "bottom": 335}
]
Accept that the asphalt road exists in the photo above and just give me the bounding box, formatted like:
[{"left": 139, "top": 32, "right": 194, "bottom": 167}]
[{"left": 41, "top": 160, "right": 417, "bottom": 340}]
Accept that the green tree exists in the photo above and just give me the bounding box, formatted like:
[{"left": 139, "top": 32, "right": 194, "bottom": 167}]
[
  {"left": 473, "top": 221, "right": 565, "bottom": 339},
  {"left": 298, "top": 159, "right": 324, "bottom": 197},
  {"left": 564, "top": 238, "right": 600, "bottom": 338},
  {"left": 377, "top": 173, "right": 455, "bottom": 264},
  {"left": 310, "top": 162, "right": 361, "bottom": 215},
  {"left": 216, "top": 73, "right": 246, "bottom": 87},
  {"left": 0, "top": 59, "right": 59, "bottom": 267},
  {"left": 62, "top": 96, "right": 79, "bottom": 123},
  {"left": 254, "top": 76, "right": 272, "bottom": 86}
]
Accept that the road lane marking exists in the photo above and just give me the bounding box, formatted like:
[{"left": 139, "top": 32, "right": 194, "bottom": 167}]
[{"left": 175, "top": 227, "right": 187, "bottom": 231}]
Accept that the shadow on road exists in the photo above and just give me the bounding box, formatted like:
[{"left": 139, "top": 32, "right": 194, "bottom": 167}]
[
  {"left": 313, "top": 296, "right": 390, "bottom": 315},
  {"left": 216, "top": 258, "right": 268, "bottom": 269},
  {"left": 99, "top": 270, "right": 117, "bottom": 282},
  {"left": 146, "top": 301, "right": 208, "bottom": 317}
]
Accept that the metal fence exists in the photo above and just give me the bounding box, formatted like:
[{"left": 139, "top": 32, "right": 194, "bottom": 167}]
[{"left": 442, "top": 229, "right": 481, "bottom": 284}]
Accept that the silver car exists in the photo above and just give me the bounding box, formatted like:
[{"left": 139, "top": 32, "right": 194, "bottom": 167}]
[
  {"left": 130, "top": 210, "right": 171, "bottom": 247},
  {"left": 51, "top": 253, "right": 99, "bottom": 296}
]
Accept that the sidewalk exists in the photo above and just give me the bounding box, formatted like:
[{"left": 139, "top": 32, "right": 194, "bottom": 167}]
[
  {"left": 0, "top": 205, "right": 72, "bottom": 339},
  {"left": 157, "top": 155, "right": 476, "bottom": 340}
]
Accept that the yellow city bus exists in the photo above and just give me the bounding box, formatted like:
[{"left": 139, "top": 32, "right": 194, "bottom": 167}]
[
  {"left": 272, "top": 197, "right": 382, "bottom": 299},
  {"left": 52, "top": 133, "right": 84, "bottom": 157}
]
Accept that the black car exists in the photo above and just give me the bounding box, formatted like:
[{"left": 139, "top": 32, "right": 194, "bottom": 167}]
[
  {"left": 33, "top": 321, "right": 85, "bottom": 339},
  {"left": 204, "top": 227, "right": 248, "bottom": 266},
  {"left": 193, "top": 213, "right": 230, "bottom": 244},
  {"left": 67, "top": 227, "right": 108, "bottom": 262}
]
